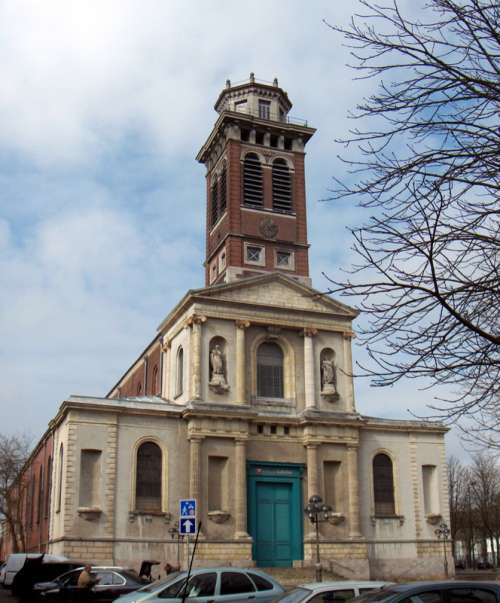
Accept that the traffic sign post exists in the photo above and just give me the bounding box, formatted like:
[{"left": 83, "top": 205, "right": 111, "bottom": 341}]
[
  {"left": 179, "top": 517, "right": 196, "bottom": 535},
  {"left": 179, "top": 498, "right": 197, "bottom": 536}
]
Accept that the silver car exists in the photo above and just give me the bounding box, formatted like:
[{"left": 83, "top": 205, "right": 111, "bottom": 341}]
[
  {"left": 272, "top": 581, "right": 394, "bottom": 603},
  {"left": 113, "top": 567, "right": 284, "bottom": 603}
]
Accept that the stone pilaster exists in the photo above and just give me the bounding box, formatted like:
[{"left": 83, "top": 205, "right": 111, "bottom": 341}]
[
  {"left": 306, "top": 443, "right": 321, "bottom": 538},
  {"left": 234, "top": 439, "right": 250, "bottom": 539},
  {"left": 235, "top": 320, "right": 250, "bottom": 405},
  {"left": 161, "top": 339, "right": 171, "bottom": 399},
  {"left": 343, "top": 332, "right": 355, "bottom": 411},
  {"left": 187, "top": 315, "right": 206, "bottom": 400},
  {"left": 303, "top": 328, "right": 317, "bottom": 410},
  {"left": 189, "top": 436, "right": 203, "bottom": 502},
  {"left": 346, "top": 444, "right": 362, "bottom": 537}
]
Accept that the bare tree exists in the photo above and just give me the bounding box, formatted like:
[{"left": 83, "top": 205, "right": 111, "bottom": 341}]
[
  {"left": 470, "top": 453, "right": 500, "bottom": 566},
  {"left": 448, "top": 456, "right": 468, "bottom": 562},
  {"left": 0, "top": 434, "right": 31, "bottom": 553},
  {"left": 325, "top": 0, "right": 499, "bottom": 440}
]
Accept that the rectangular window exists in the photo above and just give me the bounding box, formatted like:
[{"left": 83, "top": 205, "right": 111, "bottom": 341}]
[
  {"left": 208, "top": 456, "right": 228, "bottom": 511},
  {"left": 79, "top": 450, "right": 102, "bottom": 508},
  {"left": 323, "top": 461, "right": 341, "bottom": 511},
  {"left": 246, "top": 246, "right": 262, "bottom": 263},
  {"left": 422, "top": 464, "right": 438, "bottom": 515},
  {"left": 277, "top": 251, "right": 290, "bottom": 266},
  {"left": 258, "top": 100, "right": 271, "bottom": 120}
]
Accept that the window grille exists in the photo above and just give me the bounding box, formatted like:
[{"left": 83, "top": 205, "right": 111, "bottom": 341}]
[
  {"left": 257, "top": 342, "right": 284, "bottom": 398},
  {"left": 243, "top": 153, "right": 263, "bottom": 208},
  {"left": 276, "top": 251, "right": 291, "bottom": 266},
  {"left": 219, "top": 164, "right": 227, "bottom": 215},
  {"left": 211, "top": 180, "right": 219, "bottom": 227},
  {"left": 272, "top": 158, "right": 292, "bottom": 212},
  {"left": 373, "top": 453, "right": 396, "bottom": 515},
  {"left": 136, "top": 442, "right": 162, "bottom": 511},
  {"left": 246, "top": 245, "right": 262, "bottom": 263}
]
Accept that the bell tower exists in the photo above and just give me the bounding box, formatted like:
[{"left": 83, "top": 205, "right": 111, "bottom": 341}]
[{"left": 196, "top": 74, "right": 316, "bottom": 286}]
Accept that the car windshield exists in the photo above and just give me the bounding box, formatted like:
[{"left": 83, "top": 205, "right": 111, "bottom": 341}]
[
  {"left": 273, "top": 588, "right": 312, "bottom": 603},
  {"left": 138, "top": 572, "right": 185, "bottom": 593},
  {"left": 352, "top": 590, "right": 399, "bottom": 603}
]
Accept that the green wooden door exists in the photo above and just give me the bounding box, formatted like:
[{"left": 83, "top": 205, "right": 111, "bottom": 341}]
[{"left": 248, "top": 462, "right": 303, "bottom": 568}]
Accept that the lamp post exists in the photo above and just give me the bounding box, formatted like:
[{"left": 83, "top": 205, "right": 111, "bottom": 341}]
[
  {"left": 304, "top": 495, "right": 332, "bottom": 582},
  {"left": 435, "top": 521, "right": 451, "bottom": 577}
]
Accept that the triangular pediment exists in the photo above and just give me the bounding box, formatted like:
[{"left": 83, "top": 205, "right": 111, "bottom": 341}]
[{"left": 191, "top": 273, "right": 358, "bottom": 318}]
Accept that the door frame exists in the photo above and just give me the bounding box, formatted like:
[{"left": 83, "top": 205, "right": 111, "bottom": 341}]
[{"left": 247, "top": 461, "right": 304, "bottom": 566}]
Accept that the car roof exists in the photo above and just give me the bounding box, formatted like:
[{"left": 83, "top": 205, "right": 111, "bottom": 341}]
[
  {"left": 388, "top": 582, "right": 500, "bottom": 592},
  {"left": 299, "top": 581, "right": 392, "bottom": 591}
]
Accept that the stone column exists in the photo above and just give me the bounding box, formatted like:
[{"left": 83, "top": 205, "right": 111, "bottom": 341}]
[
  {"left": 189, "top": 436, "right": 203, "bottom": 506},
  {"left": 306, "top": 443, "right": 321, "bottom": 538},
  {"left": 346, "top": 444, "right": 362, "bottom": 537},
  {"left": 306, "top": 443, "right": 320, "bottom": 498},
  {"left": 161, "top": 339, "right": 171, "bottom": 399},
  {"left": 234, "top": 439, "right": 250, "bottom": 539},
  {"left": 235, "top": 320, "right": 250, "bottom": 405},
  {"left": 343, "top": 332, "right": 355, "bottom": 412},
  {"left": 303, "top": 328, "right": 317, "bottom": 410},
  {"left": 189, "top": 315, "right": 206, "bottom": 400}
]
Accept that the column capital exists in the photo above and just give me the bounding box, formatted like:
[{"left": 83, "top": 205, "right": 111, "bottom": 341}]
[
  {"left": 186, "top": 314, "right": 207, "bottom": 327},
  {"left": 188, "top": 435, "right": 204, "bottom": 443},
  {"left": 303, "top": 327, "right": 318, "bottom": 337},
  {"left": 304, "top": 441, "right": 320, "bottom": 450},
  {"left": 234, "top": 437, "right": 248, "bottom": 445},
  {"left": 235, "top": 319, "right": 251, "bottom": 329},
  {"left": 161, "top": 338, "right": 171, "bottom": 352},
  {"left": 347, "top": 443, "right": 359, "bottom": 451},
  {"left": 343, "top": 331, "right": 355, "bottom": 340}
]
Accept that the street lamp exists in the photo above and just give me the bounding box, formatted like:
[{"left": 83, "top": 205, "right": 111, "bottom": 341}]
[
  {"left": 304, "top": 495, "right": 332, "bottom": 582},
  {"left": 435, "top": 521, "right": 451, "bottom": 577}
]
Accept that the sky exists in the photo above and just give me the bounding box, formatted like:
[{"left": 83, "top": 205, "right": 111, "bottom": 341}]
[{"left": 0, "top": 0, "right": 467, "bottom": 458}]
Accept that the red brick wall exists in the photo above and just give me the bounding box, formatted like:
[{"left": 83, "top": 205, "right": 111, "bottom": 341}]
[{"left": 1, "top": 431, "right": 54, "bottom": 556}]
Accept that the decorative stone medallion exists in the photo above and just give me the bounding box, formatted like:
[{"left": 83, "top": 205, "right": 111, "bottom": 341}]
[{"left": 259, "top": 218, "right": 279, "bottom": 239}]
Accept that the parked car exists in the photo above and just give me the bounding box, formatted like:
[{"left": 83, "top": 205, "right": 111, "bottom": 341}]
[
  {"left": 273, "top": 581, "right": 394, "bottom": 603},
  {"left": 350, "top": 581, "right": 500, "bottom": 603},
  {"left": 114, "top": 567, "right": 285, "bottom": 603},
  {"left": 12, "top": 557, "right": 84, "bottom": 601},
  {"left": 0, "top": 562, "right": 6, "bottom": 587},
  {"left": 36, "top": 565, "right": 144, "bottom": 603},
  {"left": 1, "top": 553, "right": 69, "bottom": 588}
]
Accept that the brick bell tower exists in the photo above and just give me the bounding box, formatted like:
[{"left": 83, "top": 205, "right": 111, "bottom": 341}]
[{"left": 196, "top": 74, "right": 316, "bottom": 286}]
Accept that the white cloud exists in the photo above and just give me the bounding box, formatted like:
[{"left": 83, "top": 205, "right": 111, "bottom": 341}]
[{"left": 0, "top": 0, "right": 466, "bottom": 457}]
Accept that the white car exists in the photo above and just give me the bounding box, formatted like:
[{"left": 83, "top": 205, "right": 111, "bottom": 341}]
[
  {"left": 1, "top": 553, "right": 68, "bottom": 588},
  {"left": 273, "top": 581, "right": 394, "bottom": 603}
]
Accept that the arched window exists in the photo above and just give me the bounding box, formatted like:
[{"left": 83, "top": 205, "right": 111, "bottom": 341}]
[
  {"left": 175, "top": 347, "right": 184, "bottom": 397},
  {"left": 56, "top": 444, "right": 64, "bottom": 513},
  {"left": 45, "top": 456, "right": 52, "bottom": 518},
  {"left": 210, "top": 178, "right": 219, "bottom": 227},
  {"left": 219, "top": 162, "right": 227, "bottom": 215},
  {"left": 243, "top": 153, "right": 263, "bottom": 208},
  {"left": 152, "top": 365, "right": 159, "bottom": 396},
  {"left": 257, "top": 342, "right": 284, "bottom": 398},
  {"left": 137, "top": 382, "right": 142, "bottom": 396},
  {"left": 136, "top": 442, "right": 162, "bottom": 512},
  {"left": 37, "top": 465, "right": 44, "bottom": 524},
  {"left": 272, "top": 158, "right": 292, "bottom": 212},
  {"left": 373, "top": 453, "right": 395, "bottom": 515}
]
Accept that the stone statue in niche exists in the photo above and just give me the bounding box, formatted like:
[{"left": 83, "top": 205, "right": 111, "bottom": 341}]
[
  {"left": 321, "top": 355, "right": 337, "bottom": 396},
  {"left": 209, "top": 343, "right": 229, "bottom": 393}
]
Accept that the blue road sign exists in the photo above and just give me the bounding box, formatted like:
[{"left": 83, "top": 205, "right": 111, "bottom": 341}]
[
  {"left": 179, "top": 498, "right": 196, "bottom": 518},
  {"left": 179, "top": 516, "right": 197, "bottom": 535}
]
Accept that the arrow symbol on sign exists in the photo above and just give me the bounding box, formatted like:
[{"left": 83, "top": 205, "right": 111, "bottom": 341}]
[{"left": 184, "top": 519, "right": 194, "bottom": 533}]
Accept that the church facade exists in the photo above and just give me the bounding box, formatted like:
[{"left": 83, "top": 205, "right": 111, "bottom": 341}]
[{"left": 12, "top": 77, "right": 451, "bottom": 580}]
